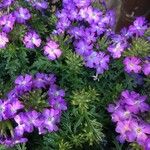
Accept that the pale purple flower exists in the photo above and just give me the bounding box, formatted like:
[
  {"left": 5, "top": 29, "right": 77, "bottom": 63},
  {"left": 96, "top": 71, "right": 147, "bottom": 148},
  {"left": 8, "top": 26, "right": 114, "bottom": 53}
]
[
  {"left": 42, "top": 108, "right": 60, "bottom": 132},
  {"left": 0, "top": 32, "right": 9, "bottom": 49},
  {"left": 123, "top": 57, "right": 142, "bottom": 73},
  {"left": 85, "top": 6, "right": 102, "bottom": 24},
  {"left": 14, "top": 7, "right": 31, "bottom": 24},
  {"left": 143, "top": 61, "right": 150, "bottom": 76},
  {"left": 43, "top": 40, "right": 62, "bottom": 60},
  {"left": 0, "top": 14, "right": 16, "bottom": 33},
  {"left": 23, "top": 31, "right": 41, "bottom": 49}
]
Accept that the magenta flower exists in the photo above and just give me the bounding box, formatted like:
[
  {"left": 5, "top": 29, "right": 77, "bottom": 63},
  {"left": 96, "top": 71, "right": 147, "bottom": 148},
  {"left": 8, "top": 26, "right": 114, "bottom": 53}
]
[
  {"left": 0, "top": 32, "right": 9, "bottom": 49},
  {"left": 14, "top": 7, "right": 31, "bottom": 24},
  {"left": 123, "top": 57, "right": 142, "bottom": 73},
  {"left": 0, "top": 14, "right": 16, "bottom": 33},
  {"left": 143, "top": 61, "right": 150, "bottom": 76},
  {"left": 23, "top": 31, "right": 41, "bottom": 49},
  {"left": 43, "top": 40, "right": 62, "bottom": 60}
]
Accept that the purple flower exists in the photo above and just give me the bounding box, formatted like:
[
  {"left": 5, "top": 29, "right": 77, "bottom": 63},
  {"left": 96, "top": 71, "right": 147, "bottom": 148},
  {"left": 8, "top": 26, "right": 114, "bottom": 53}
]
[
  {"left": 85, "top": 6, "right": 102, "bottom": 24},
  {"left": 145, "top": 138, "right": 150, "bottom": 150},
  {"left": 0, "top": 0, "right": 14, "bottom": 8},
  {"left": 143, "top": 61, "right": 150, "bottom": 76},
  {"left": 43, "top": 40, "right": 62, "bottom": 60},
  {"left": 107, "top": 102, "right": 121, "bottom": 113},
  {"left": 73, "top": 0, "right": 91, "bottom": 8},
  {"left": 131, "top": 122, "right": 150, "bottom": 144},
  {"left": 15, "top": 74, "right": 33, "bottom": 92},
  {"left": 0, "top": 32, "right": 9, "bottom": 49},
  {"left": 49, "top": 97, "right": 67, "bottom": 111},
  {"left": 111, "top": 108, "right": 132, "bottom": 122},
  {"left": 33, "top": 0, "right": 48, "bottom": 10},
  {"left": 5, "top": 99, "right": 24, "bottom": 119},
  {"left": 23, "top": 31, "right": 41, "bottom": 49},
  {"left": 84, "top": 51, "right": 100, "bottom": 68},
  {"left": 83, "top": 28, "right": 97, "bottom": 44},
  {"left": 68, "top": 26, "right": 85, "bottom": 39},
  {"left": 96, "top": 52, "right": 110, "bottom": 74},
  {"left": 123, "top": 57, "right": 142, "bottom": 73},
  {"left": 42, "top": 108, "right": 60, "bottom": 132},
  {"left": 14, "top": 7, "right": 31, "bottom": 24},
  {"left": 0, "top": 14, "right": 16, "bottom": 33},
  {"left": 129, "top": 17, "right": 147, "bottom": 37},
  {"left": 0, "top": 100, "right": 6, "bottom": 121},
  {"left": 74, "top": 40, "right": 93, "bottom": 56},
  {"left": 48, "top": 85, "right": 65, "bottom": 99},
  {"left": 115, "top": 119, "right": 133, "bottom": 143},
  {"left": 108, "top": 43, "right": 126, "bottom": 58},
  {"left": 33, "top": 73, "right": 47, "bottom": 88},
  {"left": 101, "top": 10, "right": 115, "bottom": 27}
]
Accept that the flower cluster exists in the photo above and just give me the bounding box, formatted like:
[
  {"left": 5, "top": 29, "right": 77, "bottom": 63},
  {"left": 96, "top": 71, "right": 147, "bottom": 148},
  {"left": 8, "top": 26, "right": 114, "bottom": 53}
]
[
  {"left": 0, "top": 73, "right": 67, "bottom": 147},
  {"left": 55, "top": 0, "right": 148, "bottom": 75},
  {"left": 55, "top": 0, "right": 114, "bottom": 75},
  {"left": 0, "top": 1, "right": 62, "bottom": 61},
  {"left": 0, "top": 7, "right": 31, "bottom": 48},
  {"left": 108, "top": 90, "right": 150, "bottom": 149}
]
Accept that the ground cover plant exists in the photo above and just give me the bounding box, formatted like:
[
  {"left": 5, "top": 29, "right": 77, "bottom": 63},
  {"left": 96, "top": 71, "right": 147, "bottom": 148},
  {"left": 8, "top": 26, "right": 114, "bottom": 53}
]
[{"left": 0, "top": 0, "right": 149, "bottom": 150}]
